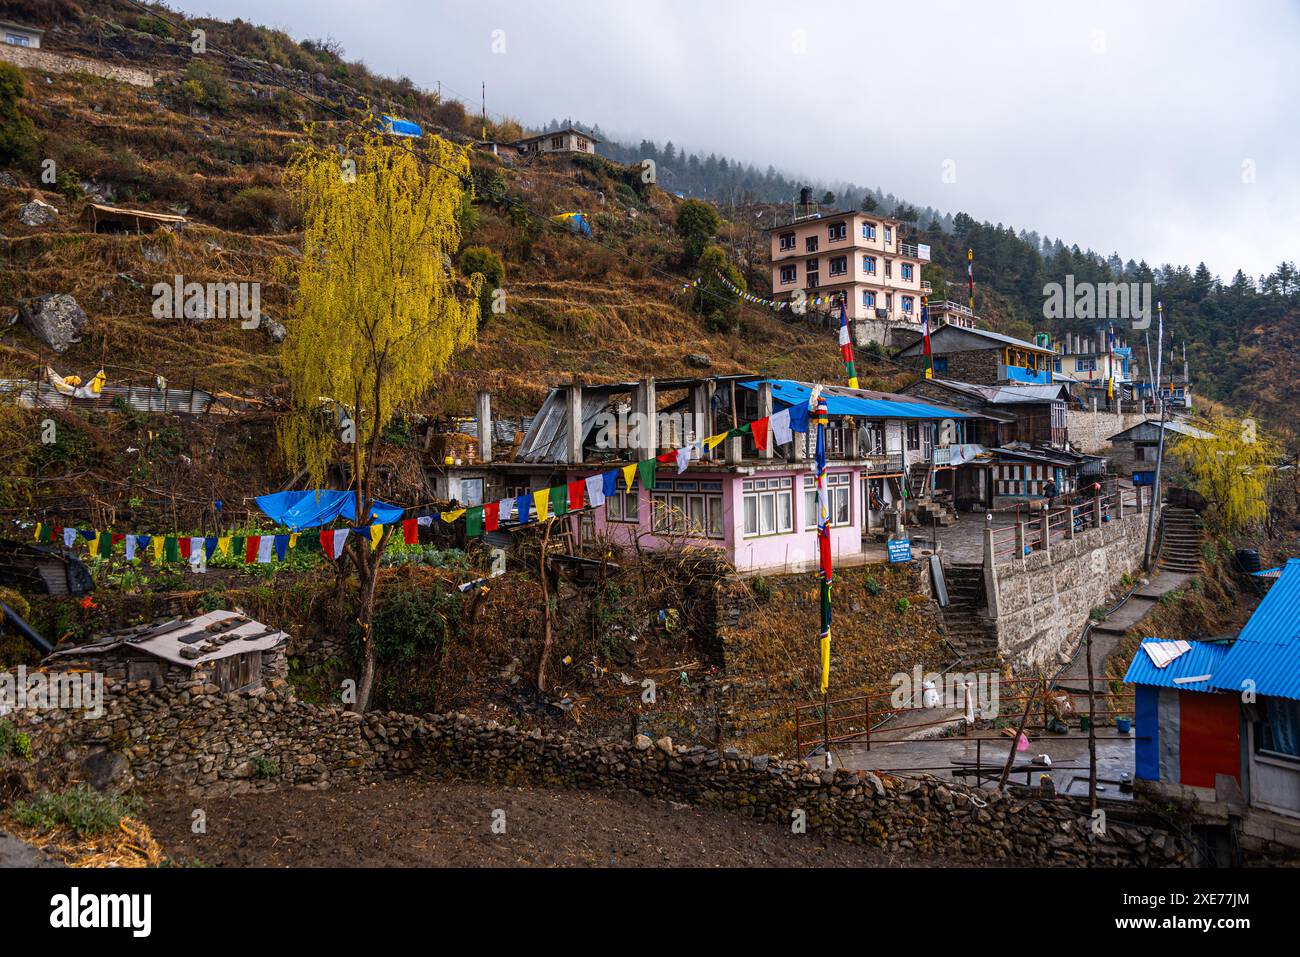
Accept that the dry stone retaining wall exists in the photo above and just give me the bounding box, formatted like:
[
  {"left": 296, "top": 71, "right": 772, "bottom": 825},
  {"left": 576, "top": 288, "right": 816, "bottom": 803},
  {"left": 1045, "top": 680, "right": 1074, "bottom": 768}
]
[
  {"left": 0, "top": 45, "right": 154, "bottom": 87},
  {"left": 7, "top": 675, "right": 1185, "bottom": 867}
]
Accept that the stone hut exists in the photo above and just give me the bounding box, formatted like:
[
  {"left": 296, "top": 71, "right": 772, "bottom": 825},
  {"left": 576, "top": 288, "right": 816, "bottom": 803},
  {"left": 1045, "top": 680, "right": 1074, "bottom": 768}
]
[{"left": 42, "top": 610, "right": 289, "bottom": 694}]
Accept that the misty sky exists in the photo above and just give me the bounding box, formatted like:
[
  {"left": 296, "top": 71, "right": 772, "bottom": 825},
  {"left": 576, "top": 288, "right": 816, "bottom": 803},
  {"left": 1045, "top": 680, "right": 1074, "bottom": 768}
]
[{"left": 181, "top": 0, "right": 1299, "bottom": 278}]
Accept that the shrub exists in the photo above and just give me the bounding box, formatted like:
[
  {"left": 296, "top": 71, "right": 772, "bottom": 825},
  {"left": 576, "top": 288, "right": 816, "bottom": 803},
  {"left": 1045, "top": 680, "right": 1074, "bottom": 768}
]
[
  {"left": 675, "top": 198, "right": 720, "bottom": 265},
  {"left": 864, "top": 577, "right": 883, "bottom": 597},
  {"left": 0, "top": 719, "right": 32, "bottom": 759},
  {"left": 251, "top": 756, "right": 279, "bottom": 779},
  {"left": 225, "top": 185, "right": 298, "bottom": 232},
  {"left": 751, "top": 575, "right": 772, "bottom": 603},
  {"left": 894, "top": 597, "right": 910, "bottom": 614},
  {"left": 459, "top": 245, "right": 505, "bottom": 326},
  {"left": 0, "top": 61, "right": 38, "bottom": 168},
  {"left": 11, "top": 785, "right": 142, "bottom": 838}
]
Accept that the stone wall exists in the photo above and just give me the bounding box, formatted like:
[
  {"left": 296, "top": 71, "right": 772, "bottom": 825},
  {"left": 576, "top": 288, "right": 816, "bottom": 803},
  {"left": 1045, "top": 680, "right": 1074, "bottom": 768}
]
[
  {"left": 0, "top": 45, "right": 154, "bottom": 87},
  {"left": 899, "top": 348, "right": 1002, "bottom": 385},
  {"left": 6, "top": 678, "right": 1186, "bottom": 866},
  {"left": 1065, "top": 406, "right": 1148, "bottom": 454},
  {"left": 987, "top": 511, "right": 1149, "bottom": 670}
]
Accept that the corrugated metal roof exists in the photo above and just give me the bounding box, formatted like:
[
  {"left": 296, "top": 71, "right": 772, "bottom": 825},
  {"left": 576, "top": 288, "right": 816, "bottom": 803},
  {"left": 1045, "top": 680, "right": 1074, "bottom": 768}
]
[
  {"left": 1124, "top": 639, "right": 1233, "bottom": 692},
  {"left": 1206, "top": 559, "right": 1300, "bottom": 700},
  {"left": 741, "top": 379, "right": 968, "bottom": 420},
  {"left": 1231, "top": 558, "right": 1300, "bottom": 646}
]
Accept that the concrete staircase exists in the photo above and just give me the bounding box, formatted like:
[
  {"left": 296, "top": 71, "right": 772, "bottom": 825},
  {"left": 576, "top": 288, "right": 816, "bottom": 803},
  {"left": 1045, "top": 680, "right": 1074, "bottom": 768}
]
[
  {"left": 939, "top": 562, "right": 999, "bottom": 668},
  {"left": 1158, "top": 506, "right": 1204, "bottom": 575}
]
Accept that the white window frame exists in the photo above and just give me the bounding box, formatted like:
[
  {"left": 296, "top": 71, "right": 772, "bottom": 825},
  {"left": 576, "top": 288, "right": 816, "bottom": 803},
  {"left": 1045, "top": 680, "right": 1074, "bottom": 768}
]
[
  {"left": 742, "top": 477, "right": 793, "bottom": 537},
  {"left": 828, "top": 255, "right": 847, "bottom": 277},
  {"left": 779, "top": 264, "right": 797, "bottom": 285},
  {"left": 804, "top": 473, "right": 852, "bottom": 529}
]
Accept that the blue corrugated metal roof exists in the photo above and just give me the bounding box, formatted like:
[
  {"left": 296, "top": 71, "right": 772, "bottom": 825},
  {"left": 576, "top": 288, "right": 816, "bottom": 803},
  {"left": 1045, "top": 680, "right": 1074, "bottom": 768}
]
[
  {"left": 1231, "top": 558, "right": 1300, "bottom": 646},
  {"left": 1124, "top": 639, "right": 1233, "bottom": 692},
  {"left": 740, "top": 379, "right": 968, "bottom": 420},
  {"left": 1206, "top": 560, "right": 1300, "bottom": 700},
  {"left": 1211, "top": 643, "right": 1300, "bottom": 701}
]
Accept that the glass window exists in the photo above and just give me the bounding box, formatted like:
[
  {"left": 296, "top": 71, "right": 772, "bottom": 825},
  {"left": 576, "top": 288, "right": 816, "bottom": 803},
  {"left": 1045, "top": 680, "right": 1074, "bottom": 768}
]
[
  {"left": 828, "top": 222, "right": 846, "bottom": 241},
  {"left": 779, "top": 232, "right": 795, "bottom": 250},
  {"left": 901, "top": 263, "right": 914, "bottom": 281},
  {"left": 862, "top": 255, "right": 876, "bottom": 274},
  {"left": 829, "top": 255, "right": 847, "bottom": 276},
  {"left": 780, "top": 264, "right": 797, "bottom": 284},
  {"left": 862, "top": 222, "right": 877, "bottom": 240}
]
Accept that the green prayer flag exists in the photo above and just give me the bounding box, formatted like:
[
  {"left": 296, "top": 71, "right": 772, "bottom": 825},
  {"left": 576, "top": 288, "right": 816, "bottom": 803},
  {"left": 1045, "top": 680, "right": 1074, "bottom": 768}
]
[
  {"left": 725, "top": 423, "right": 752, "bottom": 440},
  {"left": 36, "top": 524, "right": 52, "bottom": 544},
  {"left": 466, "top": 505, "right": 484, "bottom": 538},
  {"left": 637, "top": 458, "right": 657, "bottom": 490},
  {"left": 164, "top": 537, "right": 181, "bottom": 563},
  {"left": 98, "top": 533, "right": 113, "bottom": 558},
  {"left": 549, "top": 484, "right": 569, "bottom": 517},
  {"left": 232, "top": 536, "right": 246, "bottom": 558}
]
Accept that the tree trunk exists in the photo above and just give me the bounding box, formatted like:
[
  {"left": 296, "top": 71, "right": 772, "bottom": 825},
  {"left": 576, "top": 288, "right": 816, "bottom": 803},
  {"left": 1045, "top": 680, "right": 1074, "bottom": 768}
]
[
  {"left": 536, "top": 519, "right": 555, "bottom": 693},
  {"left": 350, "top": 527, "right": 391, "bottom": 713}
]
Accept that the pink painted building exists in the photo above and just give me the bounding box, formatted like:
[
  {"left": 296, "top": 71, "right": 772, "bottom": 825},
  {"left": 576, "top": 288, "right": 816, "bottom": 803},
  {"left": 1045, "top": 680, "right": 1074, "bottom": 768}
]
[
  {"left": 479, "top": 375, "right": 983, "bottom": 575},
  {"left": 765, "top": 210, "right": 930, "bottom": 324}
]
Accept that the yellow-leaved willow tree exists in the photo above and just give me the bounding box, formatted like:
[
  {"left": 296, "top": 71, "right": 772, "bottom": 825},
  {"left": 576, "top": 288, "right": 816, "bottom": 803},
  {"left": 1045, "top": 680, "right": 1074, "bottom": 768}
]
[
  {"left": 278, "top": 130, "right": 482, "bottom": 713},
  {"left": 1169, "top": 412, "right": 1280, "bottom": 532}
]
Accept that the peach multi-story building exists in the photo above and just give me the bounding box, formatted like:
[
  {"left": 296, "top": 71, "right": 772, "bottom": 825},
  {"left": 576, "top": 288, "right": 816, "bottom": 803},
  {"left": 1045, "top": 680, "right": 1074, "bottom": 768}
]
[{"left": 765, "top": 211, "right": 930, "bottom": 329}]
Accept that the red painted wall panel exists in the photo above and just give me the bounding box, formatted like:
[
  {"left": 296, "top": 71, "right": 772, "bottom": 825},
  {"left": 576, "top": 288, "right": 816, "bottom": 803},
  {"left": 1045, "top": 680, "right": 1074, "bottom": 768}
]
[{"left": 1179, "top": 691, "right": 1240, "bottom": 789}]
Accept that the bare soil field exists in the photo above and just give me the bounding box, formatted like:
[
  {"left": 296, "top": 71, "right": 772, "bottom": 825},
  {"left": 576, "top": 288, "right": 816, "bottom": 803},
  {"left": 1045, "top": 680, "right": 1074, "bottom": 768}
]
[{"left": 141, "top": 778, "right": 948, "bottom": 868}]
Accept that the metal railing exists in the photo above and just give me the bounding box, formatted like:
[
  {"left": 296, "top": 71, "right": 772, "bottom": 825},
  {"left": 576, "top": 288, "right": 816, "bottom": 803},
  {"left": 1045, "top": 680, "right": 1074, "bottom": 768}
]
[{"left": 987, "top": 488, "right": 1144, "bottom": 564}]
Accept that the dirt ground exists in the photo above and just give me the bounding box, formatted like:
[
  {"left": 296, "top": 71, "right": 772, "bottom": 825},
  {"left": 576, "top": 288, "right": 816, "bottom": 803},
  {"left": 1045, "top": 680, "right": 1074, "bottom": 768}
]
[{"left": 141, "top": 779, "right": 943, "bottom": 868}]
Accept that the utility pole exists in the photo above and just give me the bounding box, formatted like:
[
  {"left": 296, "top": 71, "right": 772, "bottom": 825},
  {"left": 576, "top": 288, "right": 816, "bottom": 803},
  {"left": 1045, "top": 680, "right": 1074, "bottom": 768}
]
[{"left": 1142, "top": 397, "right": 1168, "bottom": 571}]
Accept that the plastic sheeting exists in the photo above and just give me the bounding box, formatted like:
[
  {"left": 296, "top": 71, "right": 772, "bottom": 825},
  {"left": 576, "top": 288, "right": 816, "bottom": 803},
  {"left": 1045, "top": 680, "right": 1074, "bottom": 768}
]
[{"left": 254, "top": 490, "right": 404, "bottom": 531}]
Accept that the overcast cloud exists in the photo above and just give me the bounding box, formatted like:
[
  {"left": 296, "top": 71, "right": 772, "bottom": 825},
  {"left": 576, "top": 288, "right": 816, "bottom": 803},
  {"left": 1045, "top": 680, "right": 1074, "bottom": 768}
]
[{"left": 181, "top": 0, "right": 1299, "bottom": 278}]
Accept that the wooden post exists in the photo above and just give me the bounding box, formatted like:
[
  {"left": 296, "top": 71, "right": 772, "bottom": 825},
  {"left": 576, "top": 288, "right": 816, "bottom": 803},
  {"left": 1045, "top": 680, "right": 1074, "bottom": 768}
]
[
  {"left": 998, "top": 685, "right": 1035, "bottom": 791},
  {"left": 1087, "top": 626, "right": 1098, "bottom": 814}
]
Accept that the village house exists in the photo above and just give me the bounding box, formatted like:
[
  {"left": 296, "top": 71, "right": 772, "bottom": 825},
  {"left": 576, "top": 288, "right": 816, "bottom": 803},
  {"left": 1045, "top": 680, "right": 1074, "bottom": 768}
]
[
  {"left": 42, "top": 610, "right": 290, "bottom": 695},
  {"left": 514, "top": 126, "right": 599, "bottom": 156},
  {"left": 468, "top": 374, "right": 991, "bottom": 574},
  {"left": 764, "top": 209, "right": 929, "bottom": 332},
  {"left": 1106, "top": 418, "right": 1212, "bottom": 479},
  {"left": 1125, "top": 559, "right": 1300, "bottom": 847},
  {"left": 1, "top": 19, "right": 43, "bottom": 48},
  {"left": 898, "top": 378, "right": 1102, "bottom": 506},
  {"left": 895, "top": 325, "right": 1055, "bottom": 386}
]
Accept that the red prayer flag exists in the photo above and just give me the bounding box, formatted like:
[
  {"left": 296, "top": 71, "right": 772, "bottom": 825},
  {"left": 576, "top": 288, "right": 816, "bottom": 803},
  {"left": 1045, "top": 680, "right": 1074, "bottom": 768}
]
[
  {"left": 319, "top": 530, "right": 331, "bottom": 554},
  {"left": 568, "top": 480, "right": 584, "bottom": 511},
  {"left": 484, "top": 501, "right": 500, "bottom": 532},
  {"left": 178, "top": 537, "right": 191, "bottom": 559},
  {"left": 656, "top": 450, "right": 677, "bottom": 464},
  {"left": 245, "top": 535, "right": 260, "bottom": 564},
  {"left": 751, "top": 416, "right": 770, "bottom": 452},
  {"left": 402, "top": 518, "right": 418, "bottom": 545}
]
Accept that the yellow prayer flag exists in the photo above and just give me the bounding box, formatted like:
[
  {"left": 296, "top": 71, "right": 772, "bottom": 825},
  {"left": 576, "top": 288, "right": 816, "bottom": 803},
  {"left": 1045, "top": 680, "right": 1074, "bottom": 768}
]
[
  {"left": 621, "top": 463, "right": 637, "bottom": 490},
  {"left": 89, "top": 532, "right": 101, "bottom": 554},
  {"left": 533, "top": 488, "right": 551, "bottom": 523},
  {"left": 440, "top": 509, "right": 465, "bottom": 523},
  {"left": 33, "top": 523, "right": 42, "bottom": 541},
  {"left": 217, "top": 536, "right": 232, "bottom": 557},
  {"left": 152, "top": 537, "right": 164, "bottom": 563},
  {"left": 369, "top": 524, "right": 384, "bottom": 548},
  {"left": 703, "top": 432, "right": 729, "bottom": 451},
  {"left": 289, "top": 532, "right": 299, "bottom": 549}
]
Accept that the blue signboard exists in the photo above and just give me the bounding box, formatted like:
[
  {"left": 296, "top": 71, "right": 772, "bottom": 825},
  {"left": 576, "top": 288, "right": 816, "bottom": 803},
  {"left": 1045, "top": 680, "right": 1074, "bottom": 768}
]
[
  {"left": 1132, "top": 470, "right": 1155, "bottom": 486},
  {"left": 887, "top": 538, "right": 912, "bottom": 563}
]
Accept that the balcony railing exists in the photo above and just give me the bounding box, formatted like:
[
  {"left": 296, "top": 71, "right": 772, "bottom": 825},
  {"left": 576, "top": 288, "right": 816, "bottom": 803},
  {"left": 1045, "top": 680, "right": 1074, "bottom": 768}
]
[
  {"left": 898, "top": 241, "right": 932, "bottom": 261},
  {"left": 859, "top": 451, "right": 906, "bottom": 473}
]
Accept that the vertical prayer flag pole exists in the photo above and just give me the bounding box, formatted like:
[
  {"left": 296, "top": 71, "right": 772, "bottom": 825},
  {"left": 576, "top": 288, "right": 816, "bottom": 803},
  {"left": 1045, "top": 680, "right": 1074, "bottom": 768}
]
[
  {"left": 967, "top": 247, "right": 975, "bottom": 311},
  {"left": 921, "top": 294, "right": 933, "bottom": 379},
  {"left": 837, "top": 298, "right": 859, "bottom": 389},
  {"left": 813, "top": 388, "right": 833, "bottom": 766}
]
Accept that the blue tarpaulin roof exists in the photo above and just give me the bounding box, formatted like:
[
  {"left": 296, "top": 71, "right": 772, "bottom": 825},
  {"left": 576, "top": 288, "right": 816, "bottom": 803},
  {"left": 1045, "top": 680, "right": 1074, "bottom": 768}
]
[
  {"left": 740, "top": 379, "right": 968, "bottom": 420},
  {"left": 254, "top": 490, "right": 404, "bottom": 531},
  {"left": 380, "top": 115, "right": 422, "bottom": 138}
]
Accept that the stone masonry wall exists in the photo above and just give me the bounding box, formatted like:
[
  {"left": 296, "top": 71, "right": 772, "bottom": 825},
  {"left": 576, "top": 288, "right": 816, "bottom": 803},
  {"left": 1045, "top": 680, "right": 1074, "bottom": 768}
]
[
  {"left": 6, "top": 677, "right": 1186, "bottom": 866},
  {"left": 990, "top": 511, "right": 1148, "bottom": 671},
  {"left": 1065, "top": 406, "right": 1148, "bottom": 454},
  {"left": 0, "top": 45, "right": 155, "bottom": 87}
]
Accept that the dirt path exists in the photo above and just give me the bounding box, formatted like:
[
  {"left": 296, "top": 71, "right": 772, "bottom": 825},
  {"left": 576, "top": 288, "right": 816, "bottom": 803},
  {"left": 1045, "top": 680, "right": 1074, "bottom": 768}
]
[{"left": 141, "top": 779, "right": 943, "bottom": 868}]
